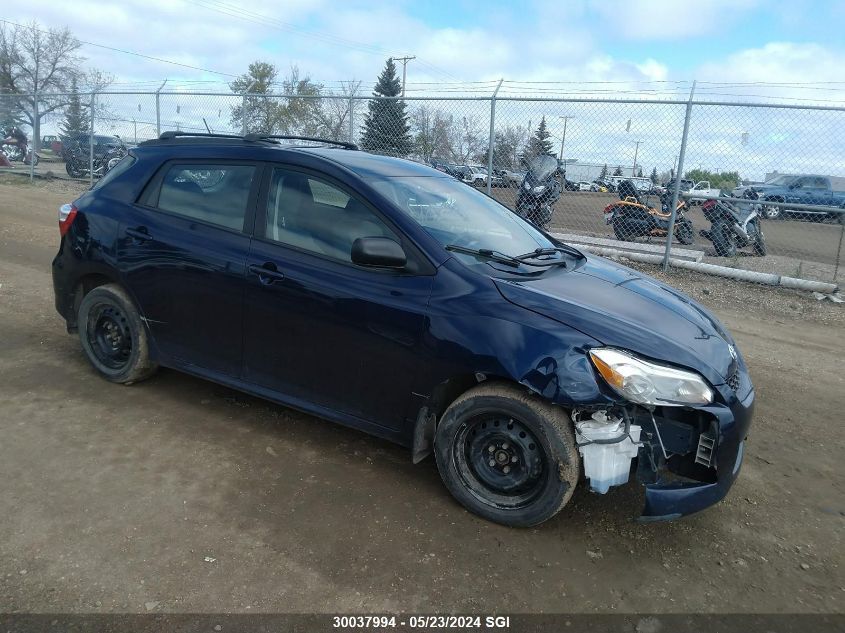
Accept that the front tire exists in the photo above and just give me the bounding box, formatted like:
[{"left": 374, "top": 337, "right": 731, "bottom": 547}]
[
  {"left": 78, "top": 283, "right": 158, "bottom": 384},
  {"left": 434, "top": 383, "right": 580, "bottom": 527},
  {"left": 675, "top": 218, "right": 694, "bottom": 245}
]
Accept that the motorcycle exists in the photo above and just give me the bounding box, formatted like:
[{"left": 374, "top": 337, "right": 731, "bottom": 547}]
[
  {"left": 604, "top": 179, "right": 694, "bottom": 245},
  {"left": 515, "top": 154, "right": 562, "bottom": 230},
  {"left": 1, "top": 129, "right": 39, "bottom": 167},
  {"left": 699, "top": 188, "right": 767, "bottom": 257},
  {"left": 65, "top": 137, "right": 127, "bottom": 179}
]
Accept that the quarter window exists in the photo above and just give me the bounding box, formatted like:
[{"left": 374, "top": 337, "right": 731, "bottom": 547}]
[
  {"left": 265, "top": 168, "right": 397, "bottom": 262},
  {"left": 156, "top": 164, "right": 256, "bottom": 231}
]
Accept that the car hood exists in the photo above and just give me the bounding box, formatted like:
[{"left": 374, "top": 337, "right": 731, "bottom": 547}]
[{"left": 494, "top": 255, "right": 736, "bottom": 386}]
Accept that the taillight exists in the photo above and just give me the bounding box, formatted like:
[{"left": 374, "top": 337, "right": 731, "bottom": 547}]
[{"left": 58, "top": 203, "right": 78, "bottom": 237}]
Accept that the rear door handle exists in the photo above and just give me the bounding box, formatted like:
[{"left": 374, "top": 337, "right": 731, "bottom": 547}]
[
  {"left": 125, "top": 226, "right": 151, "bottom": 242},
  {"left": 248, "top": 263, "right": 285, "bottom": 285}
]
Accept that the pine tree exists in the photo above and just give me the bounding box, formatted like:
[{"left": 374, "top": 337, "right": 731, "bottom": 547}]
[
  {"left": 598, "top": 164, "right": 608, "bottom": 180},
  {"left": 636, "top": 166, "right": 643, "bottom": 178},
  {"left": 612, "top": 165, "right": 623, "bottom": 177},
  {"left": 361, "top": 58, "right": 412, "bottom": 157},
  {"left": 59, "top": 77, "right": 89, "bottom": 138},
  {"left": 650, "top": 167, "right": 659, "bottom": 184},
  {"left": 525, "top": 116, "right": 554, "bottom": 158}
]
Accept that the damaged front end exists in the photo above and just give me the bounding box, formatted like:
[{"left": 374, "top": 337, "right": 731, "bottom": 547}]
[{"left": 572, "top": 378, "right": 754, "bottom": 521}]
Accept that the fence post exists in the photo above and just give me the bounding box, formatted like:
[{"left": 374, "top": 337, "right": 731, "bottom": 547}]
[
  {"left": 662, "top": 80, "right": 696, "bottom": 271},
  {"left": 486, "top": 79, "right": 504, "bottom": 196},
  {"left": 155, "top": 79, "right": 167, "bottom": 137},
  {"left": 834, "top": 222, "right": 844, "bottom": 283},
  {"left": 89, "top": 91, "right": 96, "bottom": 187},
  {"left": 348, "top": 95, "right": 354, "bottom": 144},
  {"left": 241, "top": 94, "right": 248, "bottom": 135},
  {"left": 29, "top": 92, "right": 38, "bottom": 182}
]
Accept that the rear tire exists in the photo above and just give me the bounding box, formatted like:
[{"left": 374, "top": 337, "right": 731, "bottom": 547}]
[
  {"left": 66, "top": 159, "right": 84, "bottom": 178},
  {"left": 434, "top": 382, "right": 580, "bottom": 527},
  {"left": 752, "top": 221, "right": 767, "bottom": 256},
  {"left": 711, "top": 222, "right": 737, "bottom": 257},
  {"left": 77, "top": 283, "right": 158, "bottom": 384},
  {"left": 612, "top": 212, "right": 636, "bottom": 241}
]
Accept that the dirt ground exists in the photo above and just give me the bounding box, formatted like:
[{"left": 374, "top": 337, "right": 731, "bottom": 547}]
[{"left": 0, "top": 178, "right": 843, "bottom": 614}]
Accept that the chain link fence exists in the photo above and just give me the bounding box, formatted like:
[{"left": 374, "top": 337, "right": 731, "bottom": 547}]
[{"left": 2, "top": 89, "right": 843, "bottom": 287}]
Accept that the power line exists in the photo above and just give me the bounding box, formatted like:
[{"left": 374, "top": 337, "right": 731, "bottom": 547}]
[{"left": 0, "top": 18, "right": 237, "bottom": 78}]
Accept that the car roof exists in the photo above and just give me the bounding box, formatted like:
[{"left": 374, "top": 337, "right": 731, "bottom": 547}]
[
  {"left": 296, "top": 146, "right": 447, "bottom": 178},
  {"left": 135, "top": 137, "right": 450, "bottom": 180}
]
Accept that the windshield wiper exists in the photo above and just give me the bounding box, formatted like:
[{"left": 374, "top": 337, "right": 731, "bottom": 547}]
[
  {"left": 516, "top": 244, "right": 583, "bottom": 261},
  {"left": 445, "top": 244, "right": 521, "bottom": 267}
]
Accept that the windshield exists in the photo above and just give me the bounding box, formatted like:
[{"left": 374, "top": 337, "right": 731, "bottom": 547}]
[
  {"left": 526, "top": 154, "right": 558, "bottom": 181},
  {"left": 367, "top": 175, "right": 558, "bottom": 262}
]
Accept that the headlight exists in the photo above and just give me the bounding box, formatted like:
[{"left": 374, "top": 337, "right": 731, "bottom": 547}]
[
  {"left": 589, "top": 348, "right": 713, "bottom": 406},
  {"left": 532, "top": 185, "right": 546, "bottom": 195},
  {"left": 523, "top": 182, "right": 531, "bottom": 190}
]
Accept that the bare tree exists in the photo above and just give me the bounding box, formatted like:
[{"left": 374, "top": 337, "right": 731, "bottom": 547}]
[
  {"left": 448, "top": 114, "right": 485, "bottom": 164},
  {"left": 411, "top": 105, "right": 453, "bottom": 163},
  {"left": 313, "top": 79, "right": 362, "bottom": 141},
  {"left": 0, "top": 21, "right": 110, "bottom": 151}
]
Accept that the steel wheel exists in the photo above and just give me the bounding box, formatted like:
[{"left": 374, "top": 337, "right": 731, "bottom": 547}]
[
  {"left": 77, "top": 283, "right": 158, "bottom": 384},
  {"left": 434, "top": 383, "right": 580, "bottom": 527},
  {"left": 87, "top": 304, "right": 132, "bottom": 370},
  {"left": 453, "top": 414, "right": 548, "bottom": 510}
]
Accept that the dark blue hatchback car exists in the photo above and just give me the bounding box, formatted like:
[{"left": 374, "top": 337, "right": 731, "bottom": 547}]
[{"left": 52, "top": 132, "right": 754, "bottom": 526}]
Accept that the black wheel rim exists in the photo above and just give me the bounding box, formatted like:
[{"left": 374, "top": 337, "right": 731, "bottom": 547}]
[
  {"left": 87, "top": 303, "right": 132, "bottom": 370},
  {"left": 453, "top": 414, "right": 548, "bottom": 510}
]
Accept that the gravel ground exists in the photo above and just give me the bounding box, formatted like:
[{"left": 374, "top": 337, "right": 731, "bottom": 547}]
[{"left": 0, "top": 177, "right": 843, "bottom": 615}]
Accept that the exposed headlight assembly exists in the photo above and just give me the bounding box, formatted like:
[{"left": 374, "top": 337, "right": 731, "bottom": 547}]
[
  {"left": 532, "top": 185, "right": 547, "bottom": 195},
  {"left": 589, "top": 348, "right": 713, "bottom": 406}
]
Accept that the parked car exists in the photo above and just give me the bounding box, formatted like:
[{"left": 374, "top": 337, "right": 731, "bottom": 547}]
[
  {"left": 52, "top": 131, "right": 754, "bottom": 527},
  {"left": 41, "top": 135, "right": 62, "bottom": 154},
  {"left": 429, "top": 160, "right": 462, "bottom": 181},
  {"left": 664, "top": 178, "right": 695, "bottom": 193},
  {"left": 745, "top": 174, "right": 845, "bottom": 222},
  {"left": 494, "top": 168, "right": 523, "bottom": 187},
  {"left": 465, "top": 165, "right": 489, "bottom": 187},
  {"left": 61, "top": 134, "right": 125, "bottom": 162},
  {"left": 590, "top": 182, "right": 608, "bottom": 193},
  {"left": 577, "top": 181, "right": 592, "bottom": 191}
]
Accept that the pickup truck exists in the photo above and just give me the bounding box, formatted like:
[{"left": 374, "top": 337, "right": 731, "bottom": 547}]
[
  {"left": 686, "top": 180, "right": 721, "bottom": 205},
  {"left": 748, "top": 174, "right": 845, "bottom": 222}
]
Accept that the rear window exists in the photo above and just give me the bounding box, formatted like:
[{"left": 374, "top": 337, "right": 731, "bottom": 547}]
[
  {"left": 92, "top": 155, "right": 136, "bottom": 190},
  {"left": 155, "top": 163, "right": 256, "bottom": 231}
]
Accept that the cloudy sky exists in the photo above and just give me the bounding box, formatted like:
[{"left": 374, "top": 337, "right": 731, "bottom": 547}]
[
  {"left": 6, "top": 0, "right": 845, "bottom": 179},
  {"left": 6, "top": 0, "right": 845, "bottom": 100}
]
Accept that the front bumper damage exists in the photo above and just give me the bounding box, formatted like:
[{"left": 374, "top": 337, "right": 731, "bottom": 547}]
[
  {"left": 637, "top": 384, "right": 754, "bottom": 521},
  {"left": 574, "top": 377, "right": 754, "bottom": 521}
]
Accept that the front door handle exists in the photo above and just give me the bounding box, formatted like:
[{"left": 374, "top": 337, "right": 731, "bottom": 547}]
[
  {"left": 125, "top": 226, "right": 151, "bottom": 242},
  {"left": 248, "top": 263, "right": 285, "bottom": 285}
]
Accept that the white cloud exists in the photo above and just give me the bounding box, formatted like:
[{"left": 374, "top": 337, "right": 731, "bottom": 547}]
[{"left": 587, "top": 0, "right": 761, "bottom": 40}]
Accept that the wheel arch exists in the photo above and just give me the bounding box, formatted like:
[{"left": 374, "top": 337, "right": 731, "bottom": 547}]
[{"left": 66, "top": 269, "right": 122, "bottom": 331}]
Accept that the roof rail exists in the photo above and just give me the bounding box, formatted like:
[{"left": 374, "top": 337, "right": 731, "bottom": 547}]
[
  {"left": 156, "top": 130, "right": 358, "bottom": 150},
  {"left": 158, "top": 131, "right": 244, "bottom": 140},
  {"left": 244, "top": 134, "right": 358, "bottom": 150}
]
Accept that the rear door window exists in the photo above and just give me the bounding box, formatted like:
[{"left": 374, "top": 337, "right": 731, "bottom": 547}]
[{"left": 155, "top": 163, "right": 256, "bottom": 231}]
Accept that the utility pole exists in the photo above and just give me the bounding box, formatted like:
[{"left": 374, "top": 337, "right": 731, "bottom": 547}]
[
  {"left": 632, "top": 140, "right": 641, "bottom": 177},
  {"left": 558, "top": 116, "right": 573, "bottom": 162},
  {"left": 394, "top": 55, "right": 416, "bottom": 97}
]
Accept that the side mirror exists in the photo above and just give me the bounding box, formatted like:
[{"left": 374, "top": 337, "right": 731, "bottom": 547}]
[{"left": 351, "top": 237, "right": 407, "bottom": 269}]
